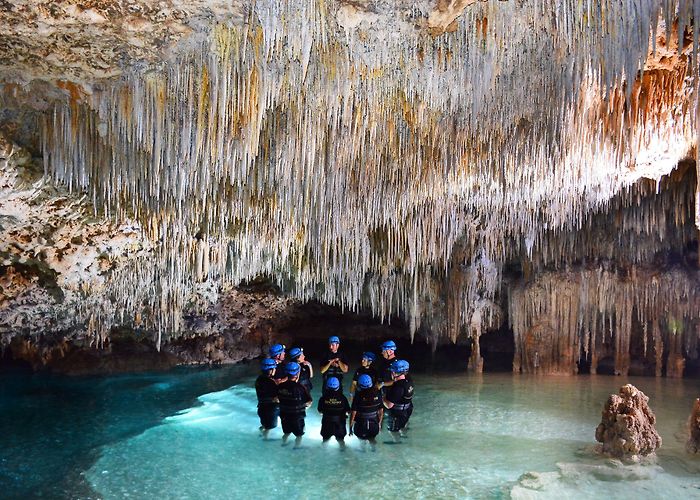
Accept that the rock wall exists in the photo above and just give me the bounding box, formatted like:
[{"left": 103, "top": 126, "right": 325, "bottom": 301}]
[
  {"left": 0, "top": 3, "right": 698, "bottom": 375},
  {"left": 0, "top": 132, "right": 301, "bottom": 372},
  {"left": 508, "top": 162, "right": 700, "bottom": 376},
  {"left": 0, "top": 131, "right": 154, "bottom": 347}
]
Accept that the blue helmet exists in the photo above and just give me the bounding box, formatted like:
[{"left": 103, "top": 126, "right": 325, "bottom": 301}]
[
  {"left": 286, "top": 362, "right": 301, "bottom": 376},
  {"left": 390, "top": 359, "right": 409, "bottom": 374},
  {"left": 381, "top": 340, "right": 397, "bottom": 351},
  {"left": 261, "top": 358, "right": 277, "bottom": 372},
  {"left": 362, "top": 352, "right": 376, "bottom": 362},
  {"left": 358, "top": 374, "right": 373, "bottom": 389},
  {"left": 328, "top": 335, "right": 340, "bottom": 344},
  {"left": 269, "top": 343, "right": 285, "bottom": 357},
  {"left": 325, "top": 377, "right": 340, "bottom": 391},
  {"left": 289, "top": 347, "right": 303, "bottom": 360}
]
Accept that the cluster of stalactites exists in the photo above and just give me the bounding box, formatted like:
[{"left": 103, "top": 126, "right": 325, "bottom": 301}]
[
  {"left": 516, "top": 161, "right": 698, "bottom": 272},
  {"left": 509, "top": 265, "right": 700, "bottom": 376},
  {"left": 40, "top": 1, "right": 698, "bottom": 344}
]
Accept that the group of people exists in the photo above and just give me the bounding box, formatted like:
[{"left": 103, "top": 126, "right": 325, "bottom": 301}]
[{"left": 254, "top": 336, "right": 414, "bottom": 449}]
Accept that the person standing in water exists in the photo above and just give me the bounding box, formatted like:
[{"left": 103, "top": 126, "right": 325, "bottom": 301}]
[
  {"left": 383, "top": 360, "right": 414, "bottom": 443},
  {"left": 350, "top": 352, "right": 378, "bottom": 401},
  {"left": 277, "top": 362, "right": 312, "bottom": 449},
  {"left": 289, "top": 347, "right": 313, "bottom": 394},
  {"left": 255, "top": 358, "right": 280, "bottom": 440},
  {"left": 376, "top": 340, "right": 398, "bottom": 390},
  {"left": 320, "top": 336, "right": 349, "bottom": 392},
  {"left": 269, "top": 343, "right": 288, "bottom": 382},
  {"left": 349, "top": 374, "right": 383, "bottom": 450},
  {"left": 317, "top": 376, "right": 350, "bottom": 449}
]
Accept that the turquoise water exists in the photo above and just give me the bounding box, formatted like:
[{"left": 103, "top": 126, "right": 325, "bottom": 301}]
[{"left": 2, "top": 366, "right": 700, "bottom": 499}]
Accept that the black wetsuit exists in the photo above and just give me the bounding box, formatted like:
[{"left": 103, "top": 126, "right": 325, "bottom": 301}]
[
  {"left": 376, "top": 356, "right": 397, "bottom": 384},
  {"left": 385, "top": 378, "right": 414, "bottom": 432},
  {"left": 272, "top": 360, "right": 288, "bottom": 382},
  {"left": 351, "top": 388, "right": 382, "bottom": 440},
  {"left": 277, "top": 380, "right": 312, "bottom": 436},
  {"left": 320, "top": 351, "right": 348, "bottom": 391},
  {"left": 352, "top": 365, "right": 379, "bottom": 389},
  {"left": 255, "top": 374, "right": 279, "bottom": 430},
  {"left": 298, "top": 362, "right": 313, "bottom": 393},
  {"left": 317, "top": 391, "right": 350, "bottom": 440}
]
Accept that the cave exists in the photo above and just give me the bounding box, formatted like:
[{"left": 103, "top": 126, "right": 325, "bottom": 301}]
[{"left": 1, "top": 1, "right": 700, "bottom": 498}]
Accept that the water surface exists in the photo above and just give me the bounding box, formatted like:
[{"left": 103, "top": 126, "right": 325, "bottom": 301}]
[{"left": 2, "top": 366, "right": 700, "bottom": 499}]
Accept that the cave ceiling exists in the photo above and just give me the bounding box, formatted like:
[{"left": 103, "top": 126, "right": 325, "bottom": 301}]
[{"left": 0, "top": 1, "right": 698, "bottom": 343}]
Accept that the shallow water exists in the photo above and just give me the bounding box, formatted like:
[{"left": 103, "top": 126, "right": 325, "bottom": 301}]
[{"left": 2, "top": 366, "right": 700, "bottom": 499}]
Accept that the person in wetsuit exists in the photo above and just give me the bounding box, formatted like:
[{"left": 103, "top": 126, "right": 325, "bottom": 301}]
[
  {"left": 350, "top": 352, "right": 378, "bottom": 401},
  {"left": 383, "top": 359, "right": 414, "bottom": 443},
  {"left": 376, "top": 340, "right": 399, "bottom": 391},
  {"left": 269, "top": 343, "right": 288, "bottom": 383},
  {"left": 317, "top": 376, "right": 350, "bottom": 448},
  {"left": 289, "top": 347, "right": 313, "bottom": 394},
  {"left": 319, "top": 335, "right": 348, "bottom": 392},
  {"left": 277, "top": 361, "right": 312, "bottom": 448},
  {"left": 255, "top": 358, "right": 279, "bottom": 440},
  {"left": 349, "top": 374, "right": 383, "bottom": 450}
]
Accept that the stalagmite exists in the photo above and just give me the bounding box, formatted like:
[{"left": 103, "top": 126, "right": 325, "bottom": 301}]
[
  {"left": 595, "top": 384, "right": 662, "bottom": 459},
  {"left": 686, "top": 398, "right": 700, "bottom": 454}
]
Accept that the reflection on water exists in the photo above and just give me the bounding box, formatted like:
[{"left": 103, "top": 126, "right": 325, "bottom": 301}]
[
  {"left": 90, "top": 374, "right": 700, "bottom": 499},
  {"left": 2, "top": 366, "right": 700, "bottom": 499}
]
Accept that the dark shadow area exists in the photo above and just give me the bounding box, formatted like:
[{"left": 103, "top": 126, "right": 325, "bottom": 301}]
[
  {"left": 596, "top": 356, "right": 615, "bottom": 376},
  {"left": 279, "top": 301, "right": 516, "bottom": 374},
  {"left": 577, "top": 348, "right": 591, "bottom": 375},
  {"left": 481, "top": 327, "right": 515, "bottom": 372},
  {"left": 684, "top": 356, "right": 700, "bottom": 378},
  {"left": 0, "top": 347, "right": 33, "bottom": 373}
]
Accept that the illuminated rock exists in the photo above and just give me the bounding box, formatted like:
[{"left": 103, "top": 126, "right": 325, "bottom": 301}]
[{"left": 595, "top": 384, "right": 662, "bottom": 458}]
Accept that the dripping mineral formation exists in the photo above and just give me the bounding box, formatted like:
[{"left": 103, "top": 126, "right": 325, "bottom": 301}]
[
  {"left": 0, "top": 1, "right": 699, "bottom": 373},
  {"left": 595, "top": 384, "right": 662, "bottom": 459}
]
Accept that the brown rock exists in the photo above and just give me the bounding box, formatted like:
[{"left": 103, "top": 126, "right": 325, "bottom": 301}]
[
  {"left": 686, "top": 399, "right": 700, "bottom": 454},
  {"left": 595, "top": 384, "right": 662, "bottom": 458}
]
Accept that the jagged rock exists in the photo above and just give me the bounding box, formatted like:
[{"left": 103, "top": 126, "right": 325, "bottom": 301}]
[
  {"left": 595, "top": 384, "right": 662, "bottom": 458},
  {"left": 0, "top": 3, "right": 698, "bottom": 371},
  {"left": 686, "top": 398, "right": 700, "bottom": 454}
]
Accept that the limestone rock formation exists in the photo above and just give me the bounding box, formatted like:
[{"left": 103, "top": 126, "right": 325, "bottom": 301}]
[
  {"left": 0, "top": 0, "right": 247, "bottom": 82},
  {"left": 0, "top": 130, "right": 154, "bottom": 347},
  {"left": 686, "top": 398, "right": 700, "bottom": 454},
  {"left": 165, "top": 287, "right": 300, "bottom": 365},
  {"left": 0, "top": 2, "right": 698, "bottom": 371},
  {"left": 595, "top": 384, "right": 662, "bottom": 458}
]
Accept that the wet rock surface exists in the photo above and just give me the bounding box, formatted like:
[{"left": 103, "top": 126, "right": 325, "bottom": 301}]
[
  {"left": 595, "top": 384, "right": 662, "bottom": 458},
  {"left": 686, "top": 398, "right": 700, "bottom": 454}
]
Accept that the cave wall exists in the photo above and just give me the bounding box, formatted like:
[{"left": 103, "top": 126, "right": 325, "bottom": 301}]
[{"left": 0, "top": 2, "right": 699, "bottom": 375}]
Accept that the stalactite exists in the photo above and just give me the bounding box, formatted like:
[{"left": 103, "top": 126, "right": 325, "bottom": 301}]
[
  {"left": 510, "top": 266, "right": 700, "bottom": 375},
  {"left": 35, "top": 1, "right": 698, "bottom": 346}
]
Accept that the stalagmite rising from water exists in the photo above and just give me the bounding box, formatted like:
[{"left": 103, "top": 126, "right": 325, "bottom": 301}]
[
  {"left": 14, "top": 1, "right": 699, "bottom": 346},
  {"left": 595, "top": 384, "right": 662, "bottom": 458}
]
